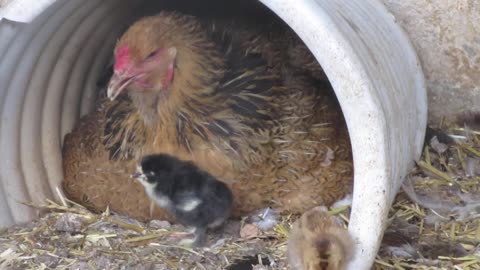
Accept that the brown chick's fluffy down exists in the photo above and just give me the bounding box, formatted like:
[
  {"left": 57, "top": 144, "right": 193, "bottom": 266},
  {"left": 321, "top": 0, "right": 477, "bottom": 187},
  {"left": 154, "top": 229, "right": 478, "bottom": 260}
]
[
  {"left": 62, "top": 11, "right": 353, "bottom": 220},
  {"left": 287, "top": 206, "right": 354, "bottom": 270}
]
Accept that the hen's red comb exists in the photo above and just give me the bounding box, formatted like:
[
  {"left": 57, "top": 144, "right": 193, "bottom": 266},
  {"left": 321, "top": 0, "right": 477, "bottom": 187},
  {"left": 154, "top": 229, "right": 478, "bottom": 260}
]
[{"left": 114, "top": 46, "right": 130, "bottom": 72}]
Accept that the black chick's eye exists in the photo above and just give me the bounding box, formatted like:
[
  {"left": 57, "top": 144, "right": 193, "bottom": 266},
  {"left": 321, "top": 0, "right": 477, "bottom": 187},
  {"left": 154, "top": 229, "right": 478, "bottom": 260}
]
[{"left": 145, "top": 50, "right": 157, "bottom": 60}]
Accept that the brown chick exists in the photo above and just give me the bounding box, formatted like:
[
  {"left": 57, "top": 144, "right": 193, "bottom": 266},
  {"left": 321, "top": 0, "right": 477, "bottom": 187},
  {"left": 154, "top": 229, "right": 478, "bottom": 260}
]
[
  {"left": 63, "top": 11, "right": 353, "bottom": 220},
  {"left": 287, "top": 206, "right": 354, "bottom": 270}
]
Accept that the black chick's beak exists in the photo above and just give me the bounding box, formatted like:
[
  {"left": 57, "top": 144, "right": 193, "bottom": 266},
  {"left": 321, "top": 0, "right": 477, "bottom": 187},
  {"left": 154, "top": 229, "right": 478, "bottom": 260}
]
[{"left": 131, "top": 171, "right": 143, "bottom": 179}]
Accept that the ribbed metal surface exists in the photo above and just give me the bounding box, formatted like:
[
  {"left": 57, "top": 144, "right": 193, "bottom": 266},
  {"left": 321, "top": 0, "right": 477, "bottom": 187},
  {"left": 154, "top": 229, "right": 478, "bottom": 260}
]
[
  {"left": 0, "top": 18, "right": 23, "bottom": 224},
  {"left": 0, "top": 0, "right": 148, "bottom": 226}
]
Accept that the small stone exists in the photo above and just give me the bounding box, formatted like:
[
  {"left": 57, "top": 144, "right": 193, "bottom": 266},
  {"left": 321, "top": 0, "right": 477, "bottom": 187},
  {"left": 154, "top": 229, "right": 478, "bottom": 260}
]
[
  {"left": 182, "top": 254, "right": 204, "bottom": 265},
  {"left": 93, "top": 255, "right": 115, "bottom": 269},
  {"left": 135, "top": 247, "right": 157, "bottom": 257},
  {"left": 240, "top": 224, "right": 260, "bottom": 239},
  {"left": 121, "top": 264, "right": 153, "bottom": 270},
  {"left": 53, "top": 213, "right": 84, "bottom": 233},
  {"left": 222, "top": 220, "right": 241, "bottom": 237},
  {"left": 152, "top": 264, "right": 170, "bottom": 270},
  {"left": 148, "top": 220, "right": 171, "bottom": 230},
  {"left": 252, "top": 265, "right": 269, "bottom": 270},
  {"left": 69, "top": 261, "right": 90, "bottom": 270},
  {"left": 33, "top": 254, "right": 59, "bottom": 267},
  {"left": 55, "top": 249, "right": 69, "bottom": 258}
]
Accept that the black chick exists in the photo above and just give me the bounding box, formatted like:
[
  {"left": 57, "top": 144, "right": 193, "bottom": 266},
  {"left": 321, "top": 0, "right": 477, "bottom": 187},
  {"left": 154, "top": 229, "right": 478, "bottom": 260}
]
[{"left": 132, "top": 153, "right": 233, "bottom": 247}]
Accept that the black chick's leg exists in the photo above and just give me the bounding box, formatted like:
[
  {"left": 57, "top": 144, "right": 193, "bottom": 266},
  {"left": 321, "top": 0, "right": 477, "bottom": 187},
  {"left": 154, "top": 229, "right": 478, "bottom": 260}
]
[
  {"left": 178, "top": 227, "right": 207, "bottom": 248},
  {"left": 192, "top": 227, "right": 207, "bottom": 247}
]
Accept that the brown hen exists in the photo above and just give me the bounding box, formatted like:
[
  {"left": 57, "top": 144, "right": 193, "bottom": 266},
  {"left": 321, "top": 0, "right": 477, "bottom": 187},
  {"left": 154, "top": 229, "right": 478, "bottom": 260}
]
[{"left": 62, "top": 11, "right": 353, "bottom": 221}]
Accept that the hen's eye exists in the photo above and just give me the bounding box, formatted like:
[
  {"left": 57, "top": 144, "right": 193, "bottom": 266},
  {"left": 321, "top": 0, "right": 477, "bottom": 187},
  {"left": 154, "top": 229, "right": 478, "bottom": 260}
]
[{"left": 145, "top": 50, "right": 157, "bottom": 60}]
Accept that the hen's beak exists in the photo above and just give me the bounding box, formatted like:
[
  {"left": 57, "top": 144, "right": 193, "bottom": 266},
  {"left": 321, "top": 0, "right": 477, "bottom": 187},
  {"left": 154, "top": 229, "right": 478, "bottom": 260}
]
[{"left": 107, "top": 73, "right": 135, "bottom": 101}]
